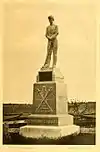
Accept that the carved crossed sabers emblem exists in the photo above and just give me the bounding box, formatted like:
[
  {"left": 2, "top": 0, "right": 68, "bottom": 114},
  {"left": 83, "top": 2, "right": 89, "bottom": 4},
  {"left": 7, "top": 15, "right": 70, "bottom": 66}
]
[{"left": 35, "top": 86, "right": 53, "bottom": 112}]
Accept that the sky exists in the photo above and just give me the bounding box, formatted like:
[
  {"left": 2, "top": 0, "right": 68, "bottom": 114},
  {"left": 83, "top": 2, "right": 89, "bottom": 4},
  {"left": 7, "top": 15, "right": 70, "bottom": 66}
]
[{"left": 2, "top": 1, "right": 96, "bottom": 103}]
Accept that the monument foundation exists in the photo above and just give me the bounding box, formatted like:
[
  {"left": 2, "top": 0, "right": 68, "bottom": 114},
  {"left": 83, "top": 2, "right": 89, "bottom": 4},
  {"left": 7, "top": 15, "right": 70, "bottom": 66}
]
[{"left": 19, "top": 68, "right": 80, "bottom": 139}]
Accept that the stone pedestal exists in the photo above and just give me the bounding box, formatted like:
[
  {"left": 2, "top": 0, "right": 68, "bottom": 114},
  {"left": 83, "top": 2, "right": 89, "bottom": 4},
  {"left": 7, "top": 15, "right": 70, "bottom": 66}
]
[
  {"left": 20, "top": 68, "right": 80, "bottom": 139},
  {"left": 20, "top": 125, "right": 80, "bottom": 139}
]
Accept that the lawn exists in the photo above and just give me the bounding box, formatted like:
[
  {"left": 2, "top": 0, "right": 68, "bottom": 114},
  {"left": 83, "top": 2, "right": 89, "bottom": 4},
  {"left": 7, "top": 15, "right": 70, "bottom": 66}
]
[{"left": 3, "top": 132, "right": 95, "bottom": 145}]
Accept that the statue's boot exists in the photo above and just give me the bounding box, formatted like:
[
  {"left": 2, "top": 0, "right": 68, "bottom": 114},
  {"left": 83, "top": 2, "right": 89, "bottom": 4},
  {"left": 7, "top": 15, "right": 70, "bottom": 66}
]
[{"left": 41, "top": 63, "right": 49, "bottom": 70}]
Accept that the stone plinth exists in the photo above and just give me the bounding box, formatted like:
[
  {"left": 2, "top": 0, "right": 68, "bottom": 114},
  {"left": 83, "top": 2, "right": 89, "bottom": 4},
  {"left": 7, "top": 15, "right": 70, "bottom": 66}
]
[
  {"left": 25, "top": 114, "right": 73, "bottom": 126},
  {"left": 19, "top": 68, "right": 80, "bottom": 139},
  {"left": 20, "top": 125, "right": 80, "bottom": 139},
  {"left": 36, "top": 68, "right": 64, "bottom": 82}
]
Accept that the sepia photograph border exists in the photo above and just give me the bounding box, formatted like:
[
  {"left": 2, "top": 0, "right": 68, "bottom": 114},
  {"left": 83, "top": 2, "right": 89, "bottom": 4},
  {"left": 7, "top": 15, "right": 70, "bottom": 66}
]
[{"left": 0, "top": 0, "right": 100, "bottom": 151}]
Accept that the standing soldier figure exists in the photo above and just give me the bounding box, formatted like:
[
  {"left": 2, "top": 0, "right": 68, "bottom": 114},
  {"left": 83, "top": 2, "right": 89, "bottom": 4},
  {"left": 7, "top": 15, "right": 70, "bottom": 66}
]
[{"left": 42, "top": 15, "right": 59, "bottom": 69}]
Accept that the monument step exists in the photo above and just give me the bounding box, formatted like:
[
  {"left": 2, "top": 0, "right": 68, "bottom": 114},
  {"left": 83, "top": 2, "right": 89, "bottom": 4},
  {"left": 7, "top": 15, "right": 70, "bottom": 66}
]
[
  {"left": 25, "top": 114, "right": 73, "bottom": 126},
  {"left": 19, "top": 124, "right": 80, "bottom": 139}
]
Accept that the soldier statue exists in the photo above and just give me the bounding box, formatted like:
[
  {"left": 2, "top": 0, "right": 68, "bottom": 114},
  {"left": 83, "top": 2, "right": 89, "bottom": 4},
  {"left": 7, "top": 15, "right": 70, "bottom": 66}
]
[{"left": 42, "top": 15, "right": 59, "bottom": 69}]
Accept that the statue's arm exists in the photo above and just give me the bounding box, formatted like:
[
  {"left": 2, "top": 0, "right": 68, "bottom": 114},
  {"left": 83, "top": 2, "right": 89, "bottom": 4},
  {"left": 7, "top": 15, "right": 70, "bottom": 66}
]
[
  {"left": 45, "top": 27, "right": 51, "bottom": 40},
  {"left": 50, "top": 25, "right": 59, "bottom": 39}
]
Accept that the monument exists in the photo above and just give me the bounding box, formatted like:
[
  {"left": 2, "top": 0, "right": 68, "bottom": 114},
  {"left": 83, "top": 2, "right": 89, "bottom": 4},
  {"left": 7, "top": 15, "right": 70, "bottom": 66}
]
[{"left": 19, "top": 16, "right": 80, "bottom": 139}]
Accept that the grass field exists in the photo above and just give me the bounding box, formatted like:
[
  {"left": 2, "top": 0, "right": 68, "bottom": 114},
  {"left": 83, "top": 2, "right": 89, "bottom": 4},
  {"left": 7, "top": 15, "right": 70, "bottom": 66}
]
[{"left": 3, "top": 132, "right": 95, "bottom": 145}]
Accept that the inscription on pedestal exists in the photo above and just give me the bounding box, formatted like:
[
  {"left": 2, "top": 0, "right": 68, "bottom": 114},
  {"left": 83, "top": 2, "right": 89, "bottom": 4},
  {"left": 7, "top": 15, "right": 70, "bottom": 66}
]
[
  {"left": 33, "top": 83, "right": 56, "bottom": 114},
  {"left": 27, "top": 117, "right": 58, "bottom": 126}
]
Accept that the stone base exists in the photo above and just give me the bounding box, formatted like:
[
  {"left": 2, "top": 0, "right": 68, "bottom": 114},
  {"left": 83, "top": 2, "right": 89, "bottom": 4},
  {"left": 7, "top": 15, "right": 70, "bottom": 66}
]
[
  {"left": 26, "top": 114, "right": 73, "bottom": 126},
  {"left": 19, "top": 125, "right": 80, "bottom": 139},
  {"left": 37, "top": 68, "right": 64, "bottom": 82}
]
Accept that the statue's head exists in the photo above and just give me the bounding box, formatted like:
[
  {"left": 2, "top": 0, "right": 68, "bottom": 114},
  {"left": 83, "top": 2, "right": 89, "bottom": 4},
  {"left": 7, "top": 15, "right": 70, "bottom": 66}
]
[{"left": 48, "top": 15, "right": 54, "bottom": 24}]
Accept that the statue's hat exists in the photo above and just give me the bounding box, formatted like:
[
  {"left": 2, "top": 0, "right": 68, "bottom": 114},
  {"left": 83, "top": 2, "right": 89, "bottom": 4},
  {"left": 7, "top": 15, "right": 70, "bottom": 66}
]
[{"left": 48, "top": 15, "right": 54, "bottom": 21}]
